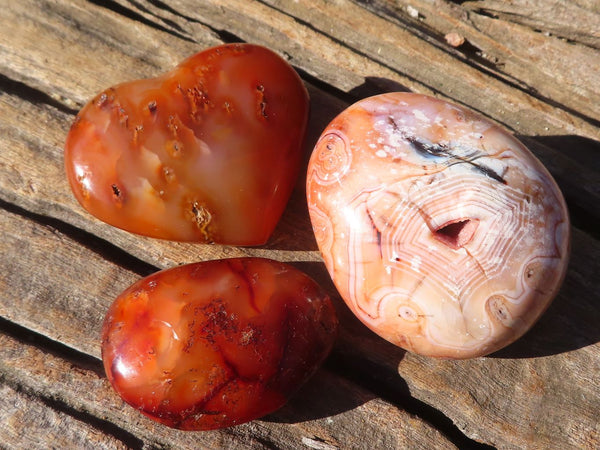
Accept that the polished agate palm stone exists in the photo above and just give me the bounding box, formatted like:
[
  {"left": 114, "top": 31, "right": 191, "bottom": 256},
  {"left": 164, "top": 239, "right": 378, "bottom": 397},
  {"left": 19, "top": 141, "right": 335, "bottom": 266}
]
[
  {"left": 307, "top": 93, "right": 570, "bottom": 359},
  {"left": 101, "top": 258, "right": 338, "bottom": 430},
  {"left": 65, "top": 44, "right": 309, "bottom": 245}
]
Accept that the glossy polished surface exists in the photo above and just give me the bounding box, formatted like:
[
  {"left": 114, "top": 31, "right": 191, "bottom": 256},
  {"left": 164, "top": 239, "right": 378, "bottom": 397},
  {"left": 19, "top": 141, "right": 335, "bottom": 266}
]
[
  {"left": 101, "top": 258, "right": 338, "bottom": 430},
  {"left": 65, "top": 44, "right": 309, "bottom": 245},
  {"left": 307, "top": 93, "right": 570, "bottom": 359}
]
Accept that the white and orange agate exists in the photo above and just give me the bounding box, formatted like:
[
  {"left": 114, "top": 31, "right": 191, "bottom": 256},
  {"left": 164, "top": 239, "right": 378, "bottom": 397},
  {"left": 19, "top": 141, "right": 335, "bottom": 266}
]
[{"left": 307, "top": 93, "right": 570, "bottom": 359}]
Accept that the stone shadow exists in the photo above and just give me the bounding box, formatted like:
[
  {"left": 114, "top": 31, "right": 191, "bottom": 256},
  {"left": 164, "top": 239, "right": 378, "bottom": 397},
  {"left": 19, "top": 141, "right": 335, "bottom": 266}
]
[{"left": 492, "top": 134, "right": 600, "bottom": 358}]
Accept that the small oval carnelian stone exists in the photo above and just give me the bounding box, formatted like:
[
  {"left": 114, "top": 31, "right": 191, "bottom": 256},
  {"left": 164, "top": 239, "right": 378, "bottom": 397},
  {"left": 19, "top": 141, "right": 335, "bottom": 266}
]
[
  {"left": 101, "top": 258, "right": 338, "bottom": 430},
  {"left": 65, "top": 44, "right": 309, "bottom": 245}
]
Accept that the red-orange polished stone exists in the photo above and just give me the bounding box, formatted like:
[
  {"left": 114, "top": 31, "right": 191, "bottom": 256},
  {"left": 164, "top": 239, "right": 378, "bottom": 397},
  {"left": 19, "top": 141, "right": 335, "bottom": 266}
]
[
  {"left": 101, "top": 258, "right": 338, "bottom": 430},
  {"left": 65, "top": 44, "right": 309, "bottom": 245}
]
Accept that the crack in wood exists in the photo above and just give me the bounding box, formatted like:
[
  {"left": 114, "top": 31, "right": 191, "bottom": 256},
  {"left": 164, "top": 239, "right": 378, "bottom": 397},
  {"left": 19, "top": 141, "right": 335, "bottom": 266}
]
[
  {"left": 0, "top": 199, "right": 158, "bottom": 278},
  {"left": 0, "top": 73, "right": 78, "bottom": 116},
  {"left": 85, "top": 0, "right": 196, "bottom": 43},
  {"left": 324, "top": 354, "right": 495, "bottom": 450},
  {"left": 1, "top": 1, "right": 598, "bottom": 448},
  {"left": 36, "top": 391, "right": 145, "bottom": 449},
  {"left": 0, "top": 316, "right": 103, "bottom": 375},
  {"left": 347, "top": 0, "right": 600, "bottom": 128}
]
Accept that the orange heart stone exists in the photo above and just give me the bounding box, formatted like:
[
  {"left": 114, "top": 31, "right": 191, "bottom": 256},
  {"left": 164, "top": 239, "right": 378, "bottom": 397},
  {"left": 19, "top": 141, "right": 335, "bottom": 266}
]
[{"left": 65, "top": 44, "right": 309, "bottom": 245}]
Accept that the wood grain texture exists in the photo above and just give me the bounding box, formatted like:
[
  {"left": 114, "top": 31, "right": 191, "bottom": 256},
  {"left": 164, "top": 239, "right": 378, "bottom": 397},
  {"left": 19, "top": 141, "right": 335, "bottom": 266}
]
[
  {"left": 0, "top": 206, "right": 454, "bottom": 449},
  {"left": 4, "top": 0, "right": 599, "bottom": 232},
  {"left": 463, "top": 0, "right": 600, "bottom": 49},
  {"left": 352, "top": 0, "right": 600, "bottom": 121},
  {"left": 398, "top": 228, "right": 600, "bottom": 448},
  {"left": 0, "top": 384, "right": 129, "bottom": 449},
  {"left": 0, "top": 0, "right": 599, "bottom": 448}
]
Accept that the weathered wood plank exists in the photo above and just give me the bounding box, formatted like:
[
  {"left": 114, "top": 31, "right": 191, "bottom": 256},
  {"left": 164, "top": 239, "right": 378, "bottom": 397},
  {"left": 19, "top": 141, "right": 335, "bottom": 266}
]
[
  {"left": 399, "top": 346, "right": 600, "bottom": 449},
  {"left": 0, "top": 0, "right": 599, "bottom": 448},
  {"left": 2, "top": 97, "right": 600, "bottom": 446},
  {"left": 394, "top": 226, "right": 600, "bottom": 449},
  {"left": 2, "top": 0, "right": 599, "bottom": 138},
  {"left": 352, "top": 0, "right": 600, "bottom": 122},
  {"left": 326, "top": 223, "right": 600, "bottom": 448},
  {"left": 122, "top": 0, "right": 600, "bottom": 138},
  {"left": 1, "top": 73, "right": 598, "bottom": 266},
  {"left": 4, "top": 0, "right": 598, "bottom": 229},
  {"left": 0, "top": 207, "right": 456, "bottom": 449},
  {"left": 0, "top": 384, "right": 129, "bottom": 449},
  {"left": 0, "top": 329, "right": 274, "bottom": 450},
  {"left": 0, "top": 0, "right": 210, "bottom": 109},
  {"left": 0, "top": 207, "right": 138, "bottom": 357},
  {"left": 464, "top": 0, "right": 600, "bottom": 49}
]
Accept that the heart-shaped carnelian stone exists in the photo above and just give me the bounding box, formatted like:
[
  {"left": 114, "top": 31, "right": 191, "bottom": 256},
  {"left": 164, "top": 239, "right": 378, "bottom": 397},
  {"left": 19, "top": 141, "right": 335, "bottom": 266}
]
[{"left": 65, "top": 44, "right": 309, "bottom": 245}]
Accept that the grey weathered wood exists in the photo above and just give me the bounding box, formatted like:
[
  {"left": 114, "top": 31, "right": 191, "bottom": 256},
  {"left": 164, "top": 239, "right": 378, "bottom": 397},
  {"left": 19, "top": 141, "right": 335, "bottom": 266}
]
[
  {"left": 0, "top": 0, "right": 599, "bottom": 448},
  {"left": 0, "top": 206, "right": 455, "bottom": 449},
  {"left": 397, "top": 227, "right": 600, "bottom": 448},
  {"left": 463, "top": 0, "right": 600, "bottom": 49},
  {"left": 0, "top": 384, "right": 129, "bottom": 449},
  {"left": 3, "top": 0, "right": 599, "bottom": 229},
  {"left": 350, "top": 0, "right": 600, "bottom": 122},
  {"left": 0, "top": 71, "right": 597, "bottom": 267},
  {"left": 113, "top": 0, "right": 600, "bottom": 137}
]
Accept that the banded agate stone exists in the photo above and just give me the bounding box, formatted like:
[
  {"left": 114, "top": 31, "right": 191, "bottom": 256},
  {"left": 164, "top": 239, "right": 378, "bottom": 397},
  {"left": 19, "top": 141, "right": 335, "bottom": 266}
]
[
  {"left": 65, "top": 44, "right": 309, "bottom": 245},
  {"left": 307, "top": 92, "right": 570, "bottom": 359},
  {"left": 101, "top": 258, "right": 338, "bottom": 430}
]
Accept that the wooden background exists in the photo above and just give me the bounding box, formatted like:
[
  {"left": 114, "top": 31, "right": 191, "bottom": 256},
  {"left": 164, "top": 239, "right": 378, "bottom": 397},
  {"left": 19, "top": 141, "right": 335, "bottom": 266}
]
[{"left": 1, "top": 1, "right": 599, "bottom": 448}]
